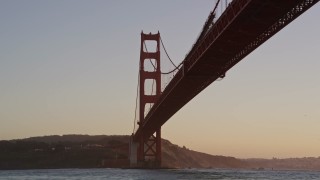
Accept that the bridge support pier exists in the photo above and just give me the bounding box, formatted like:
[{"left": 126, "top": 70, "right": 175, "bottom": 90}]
[
  {"left": 130, "top": 129, "right": 161, "bottom": 168},
  {"left": 129, "top": 135, "right": 138, "bottom": 167},
  {"left": 137, "top": 128, "right": 161, "bottom": 168}
]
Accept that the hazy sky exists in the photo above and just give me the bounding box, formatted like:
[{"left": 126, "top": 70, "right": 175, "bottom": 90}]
[{"left": 0, "top": 1, "right": 319, "bottom": 159}]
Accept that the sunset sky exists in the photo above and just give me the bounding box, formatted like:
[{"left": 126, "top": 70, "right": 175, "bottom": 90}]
[{"left": 0, "top": 1, "right": 319, "bottom": 159}]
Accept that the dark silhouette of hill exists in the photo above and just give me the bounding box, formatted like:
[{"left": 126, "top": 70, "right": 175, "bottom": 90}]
[
  {"left": 24, "top": 135, "right": 246, "bottom": 168},
  {"left": 0, "top": 134, "right": 246, "bottom": 169},
  {"left": 1, "top": 134, "right": 319, "bottom": 170},
  {"left": 24, "top": 134, "right": 129, "bottom": 144},
  {"left": 0, "top": 135, "right": 130, "bottom": 169}
]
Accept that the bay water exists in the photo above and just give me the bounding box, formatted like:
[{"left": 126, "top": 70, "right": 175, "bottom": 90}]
[{"left": 0, "top": 168, "right": 319, "bottom": 180}]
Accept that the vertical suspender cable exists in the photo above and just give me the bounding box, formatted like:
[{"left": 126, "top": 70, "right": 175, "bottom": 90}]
[{"left": 132, "top": 64, "right": 140, "bottom": 133}]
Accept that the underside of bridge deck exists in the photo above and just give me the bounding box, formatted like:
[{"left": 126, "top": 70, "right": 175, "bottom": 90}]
[{"left": 132, "top": 0, "right": 319, "bottom": 168}]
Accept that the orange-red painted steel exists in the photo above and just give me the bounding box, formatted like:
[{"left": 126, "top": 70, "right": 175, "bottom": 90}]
[
  {"left": 137, "top": 32, "right": 161, "bottom": 167},
  {"left": 134, "top": 0, "right": 319, "bottom": 167}
]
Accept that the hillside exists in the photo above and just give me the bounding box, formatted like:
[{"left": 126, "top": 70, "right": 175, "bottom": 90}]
[
  {"left": 0, "top": 135, "right": 130, "bottom": 169},
  {"left": 161, "top": 139, "right": 245, "bottom": 168},
  {"left": 0, "top": 134, "right": 246, "bottom": 169},
  {"left": 0, "top": 135, "right": 319, "bottom": 170}
]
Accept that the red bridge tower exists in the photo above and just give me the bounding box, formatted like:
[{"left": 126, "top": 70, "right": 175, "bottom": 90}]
[{"left": 130, "top": 31, "right": 161, "bottom": 168}]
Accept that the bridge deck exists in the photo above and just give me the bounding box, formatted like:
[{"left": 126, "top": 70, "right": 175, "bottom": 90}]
[{"left": 135, "top": 0, "right": 318, "bottom": 139}]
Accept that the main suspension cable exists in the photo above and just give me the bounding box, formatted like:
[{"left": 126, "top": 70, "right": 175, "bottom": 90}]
[
  {"left": 160, "top": 36, "right": 177, "bottom": 68},
  {"left": 213, "top": 0, "right": 221, "bottom": 15},
  {"left": 133, "top": 1, "right": 224, "bottom": 133},
  {"left": 159, "top": 35, "right": 183, "bottom": 75},
  {"left": 161, "top": 63, "right": 183, "bottom": 75}
]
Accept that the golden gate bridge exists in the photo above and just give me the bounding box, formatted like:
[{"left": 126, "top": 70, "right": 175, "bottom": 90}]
[{"left": 129, "top": 0, "right": 319, "bottom": 168}]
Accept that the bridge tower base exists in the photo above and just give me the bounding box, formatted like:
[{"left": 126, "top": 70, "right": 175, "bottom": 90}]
[{"left": 129, "top": 135, "right": 138, "bottom": 167}]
